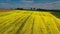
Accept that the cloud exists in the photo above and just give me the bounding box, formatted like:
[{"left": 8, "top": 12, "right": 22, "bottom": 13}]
[
  {"left": 35, "top": 1, "right": 60, "bottom": 10},
  {"left": 0, "top": 0, "right": 60, "bottom": 10},
  {"left": 21, "top": 0, "right": 34, "bottom": 4},
  {"left": 25, "top": 1, "right": 60, "bottom": 10}
]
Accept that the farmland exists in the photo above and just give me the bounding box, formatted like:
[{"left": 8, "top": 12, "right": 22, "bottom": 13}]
[{"left": 0, "top": 10, "right": 60, "bottom": 34}]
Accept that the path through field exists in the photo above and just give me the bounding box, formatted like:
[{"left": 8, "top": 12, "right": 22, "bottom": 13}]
[{"left": 0, "top": 10, "right": 60, "bottom": 34}]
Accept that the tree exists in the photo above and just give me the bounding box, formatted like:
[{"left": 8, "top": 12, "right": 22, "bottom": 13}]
[{"left": 15, "top": 8, "right": 23, "bottom": 10}]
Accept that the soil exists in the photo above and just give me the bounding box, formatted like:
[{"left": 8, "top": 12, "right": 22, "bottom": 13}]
[{"left": 0, "top": 9, "right": 12, "bottom": 12}]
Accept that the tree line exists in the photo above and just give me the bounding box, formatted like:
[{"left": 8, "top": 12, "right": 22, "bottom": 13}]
[{"left": 15, "top": 8, "right": 60, "bottom": 12}]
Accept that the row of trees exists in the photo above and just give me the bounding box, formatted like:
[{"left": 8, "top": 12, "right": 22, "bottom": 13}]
[
  {"left": 15, "top": 8, "right": 36, "bottom": 10},
  {"left": 15, "top": 8, "right": 60, "bottom": 12},
  {"left": 15, "top": 8, "right": 47, "bottom": 10}
]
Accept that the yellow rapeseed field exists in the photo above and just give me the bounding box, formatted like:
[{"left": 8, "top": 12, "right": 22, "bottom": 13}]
[{"left": 0, "top": 10, "right": 60, "bottom": 34}]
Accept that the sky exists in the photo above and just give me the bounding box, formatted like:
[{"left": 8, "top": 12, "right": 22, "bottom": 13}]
[{"left": 0, "top": 0, "right": 60, "bottom": 10}]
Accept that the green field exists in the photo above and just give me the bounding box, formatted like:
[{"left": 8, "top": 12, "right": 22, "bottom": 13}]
[{"left": 0, "top": 10, "right": 60, "bottom": 34}]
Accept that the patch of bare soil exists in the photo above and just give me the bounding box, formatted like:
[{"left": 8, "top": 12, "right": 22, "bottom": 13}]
[{"left": 0, "top": 9, "right": 12, "bottom": 12}]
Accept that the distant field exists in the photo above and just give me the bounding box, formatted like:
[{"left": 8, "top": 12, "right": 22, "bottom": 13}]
[
  {"left": 0, "top": 10, "right": 60, "bottom": 34},
  {"left": 51, "top": 12, "right": 60, "bottom": 19}
]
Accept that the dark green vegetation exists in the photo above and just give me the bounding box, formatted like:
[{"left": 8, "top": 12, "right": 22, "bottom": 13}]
[{"left": 51, "top": 12, "right": 60, "bottom": 19}]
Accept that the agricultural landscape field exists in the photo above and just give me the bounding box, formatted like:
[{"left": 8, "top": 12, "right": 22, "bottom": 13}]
[{"left": 0, "top": 10, "right": 60, "bottom": 34}]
